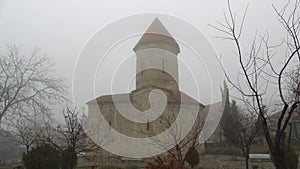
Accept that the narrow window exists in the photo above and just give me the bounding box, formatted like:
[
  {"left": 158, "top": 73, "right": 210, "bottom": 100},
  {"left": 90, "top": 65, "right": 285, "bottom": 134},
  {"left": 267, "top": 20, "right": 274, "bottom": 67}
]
[
  {"left": 141, "top": 62, "right": 144, "bottom": 76},
  {"left": 109, "top": 120, "right": 112, "bottom": 131},
  {"left": 147, "top": 120, "right": 150, "bottom": 130},
  {"left": 162, "top": 59, "right": 165, "bottom": 73}
]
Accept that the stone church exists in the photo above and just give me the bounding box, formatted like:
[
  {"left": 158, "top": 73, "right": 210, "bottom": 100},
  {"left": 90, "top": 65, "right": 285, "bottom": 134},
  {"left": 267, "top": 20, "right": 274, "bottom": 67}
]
[{"left": 86, "top": 18, "right": 206, "bottom": 163}]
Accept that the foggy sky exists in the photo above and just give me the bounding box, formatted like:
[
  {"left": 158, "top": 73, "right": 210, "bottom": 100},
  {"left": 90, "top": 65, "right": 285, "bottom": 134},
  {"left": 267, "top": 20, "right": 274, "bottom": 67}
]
[{"left": 0, "top": 0, "right": 287, "bottom": 115}]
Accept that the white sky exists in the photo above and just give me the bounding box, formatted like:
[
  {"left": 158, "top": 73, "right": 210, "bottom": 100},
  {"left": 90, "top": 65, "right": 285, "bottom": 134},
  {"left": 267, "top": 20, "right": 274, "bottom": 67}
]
[{"left": 0, "top": 0, "right": 287, "bottom": 115}]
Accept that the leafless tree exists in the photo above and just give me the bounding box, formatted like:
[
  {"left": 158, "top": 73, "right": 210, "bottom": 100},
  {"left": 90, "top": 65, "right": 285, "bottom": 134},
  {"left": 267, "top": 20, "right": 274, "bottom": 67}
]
[
  {"left": 285, "top": 67, "right": 300, "bottom": 104},
  {"left": 41, "top": 107, "right": 100, "bottom": 169},
  {"left": 144, "top": 108, "right": 203, "bottom": 167},
  {"left": 0, "top": 112, "right": 58, "bottom": 155},
  {"left": 221, "top": 105, "right": 258, "bottom": 169},
  {"left": 1, "top": 116, "right": 37, "bottom": 154},
  {"left": 211, "top": 0, "right": 300, "bottom": 168},
  {"left": 0, "top": 45, "right": 66, "bottom": 124}
]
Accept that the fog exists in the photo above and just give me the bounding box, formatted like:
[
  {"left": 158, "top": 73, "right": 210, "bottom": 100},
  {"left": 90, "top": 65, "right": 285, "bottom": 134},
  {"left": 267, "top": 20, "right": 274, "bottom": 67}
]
[{"left": 0, "top": 0, "right": 287, "bottom": 116}]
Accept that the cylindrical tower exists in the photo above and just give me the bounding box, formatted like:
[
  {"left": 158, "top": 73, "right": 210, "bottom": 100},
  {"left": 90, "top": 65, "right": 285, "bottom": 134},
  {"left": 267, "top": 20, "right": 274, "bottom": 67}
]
[{"left": 133, "top": 18, "right": 180, "bottom": 94}]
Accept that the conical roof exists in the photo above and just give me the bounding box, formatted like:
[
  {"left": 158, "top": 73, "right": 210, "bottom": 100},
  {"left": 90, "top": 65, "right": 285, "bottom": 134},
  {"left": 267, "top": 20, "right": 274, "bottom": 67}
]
[{"left": 133, "top": 18, "right": 179, "bottom": 53}]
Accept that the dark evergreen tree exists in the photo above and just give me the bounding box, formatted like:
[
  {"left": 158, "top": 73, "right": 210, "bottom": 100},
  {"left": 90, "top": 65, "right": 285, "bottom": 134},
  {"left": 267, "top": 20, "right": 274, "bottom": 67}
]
[
  {"left": 220, "top": 81, "right": 241, "bottom": 145},
  {"left": 219, "top": 82, "right": 258, "bottom": 169}
]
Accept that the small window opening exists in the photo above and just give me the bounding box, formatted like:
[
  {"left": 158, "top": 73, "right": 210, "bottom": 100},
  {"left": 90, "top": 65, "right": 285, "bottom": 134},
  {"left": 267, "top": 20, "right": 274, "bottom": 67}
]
[
  {"left": 162, "top": 59, "right": 165, "bottom": 73},
  {"left": 109, "top": 120, "right": 112, "bottom": 130},
  {"left": 141, "top": 62, "right": 144, "bottom": 76},
  {"left": 147, "top": 120, "right": 150, "bottom": 130}
]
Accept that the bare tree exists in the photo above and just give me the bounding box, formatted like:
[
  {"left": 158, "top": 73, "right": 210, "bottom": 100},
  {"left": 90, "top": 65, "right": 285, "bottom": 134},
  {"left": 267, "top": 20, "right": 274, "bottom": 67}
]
[
  {"left": 221, "top": 103, "right": 258, "bottom": 169},
  {"left": 285, "top": 67, "right": 300, "bottom": 104},
  {"left": 1, "top": 112, "right": 57, "bottom": 155},
  {"left": 144, "top": 109, "right": 203, "bottom": 168},
  {"left": 3, "top": 117, "right": 36, "bottom": 154},
  {"left": 211, "top": 0, "right": 300, "bottom": 168},
  {"left": 42, "top": 107, "right": 100, "bottom": 169},
  {"left": 0, "top": 45, "right": 66, "bottom": 123}
]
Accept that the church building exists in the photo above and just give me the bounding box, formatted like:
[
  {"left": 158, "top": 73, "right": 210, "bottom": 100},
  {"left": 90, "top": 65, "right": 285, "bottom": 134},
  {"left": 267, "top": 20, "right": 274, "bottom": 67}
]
[{"left": 86, "top": 18, "right": 206, "bottom": 164}]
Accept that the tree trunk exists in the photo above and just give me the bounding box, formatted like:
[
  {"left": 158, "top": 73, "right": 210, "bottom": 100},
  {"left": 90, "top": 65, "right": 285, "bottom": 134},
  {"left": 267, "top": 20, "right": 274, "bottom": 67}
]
[
  {"left": 259, "top": 117, "right": 288, "bottom": 169},
  {"left": 273, "top": 148, "right": 286, "bottom": 169},
  {"left": 70, "top": 152, "right": 75, "bottom": 169},
  {"left": 175, "top": 144, "right": 183, "bottom": 162},
  {"left": 26, "top": 145, "right": 29, "bottom": 155},
  {"left": 274, "top": 160, "right": 286, "bottom": 169},
  {"left": 243, "top": 147, "right": 250, "bottom": 169},
  {"left": 245, "top": 156, "right": 249, "bottom": 169}
]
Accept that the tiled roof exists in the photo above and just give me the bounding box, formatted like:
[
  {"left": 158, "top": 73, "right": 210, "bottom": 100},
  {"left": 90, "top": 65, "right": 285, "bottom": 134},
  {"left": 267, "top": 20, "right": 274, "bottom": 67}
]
[
  {"left": 133, "top": 18, "right": 178, "bottom": 50},
  {"left": 87, "top": 91, "right": 200, "bottom": 105}
]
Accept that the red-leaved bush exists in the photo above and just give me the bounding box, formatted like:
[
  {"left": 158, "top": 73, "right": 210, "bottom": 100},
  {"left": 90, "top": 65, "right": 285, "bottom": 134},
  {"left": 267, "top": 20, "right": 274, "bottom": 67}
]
[{"left": 145, "top": 156, "right": 187, "bottom": 169}]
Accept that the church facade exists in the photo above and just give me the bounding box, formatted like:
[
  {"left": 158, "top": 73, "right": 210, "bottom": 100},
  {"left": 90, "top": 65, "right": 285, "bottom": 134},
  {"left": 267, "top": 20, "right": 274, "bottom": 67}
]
[{"left": 86, "top": 18, "right": 206, "bottom": 163}]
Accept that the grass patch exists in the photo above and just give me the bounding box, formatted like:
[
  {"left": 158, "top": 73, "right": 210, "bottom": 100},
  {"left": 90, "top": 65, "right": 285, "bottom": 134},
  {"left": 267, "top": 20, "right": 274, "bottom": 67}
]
[
  {"left": 205, "top": 146, "right": 243, "bottom": 156},
  {"left": 0, "top": 166, "right": 13, "bottom": 169},
  {"left": 250, "top": 146, "right": 270, "bottom": 154},
  {"left": 205, "top": 145, "right": 270, "bottom": 156}
]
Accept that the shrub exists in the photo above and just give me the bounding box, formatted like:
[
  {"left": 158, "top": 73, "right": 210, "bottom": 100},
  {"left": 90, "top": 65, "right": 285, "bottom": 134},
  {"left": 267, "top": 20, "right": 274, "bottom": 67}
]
[
  {"left": 284, "top": 146, "right": 298, "bottom": 169},
  {"left": 270, "top": 144, "right": 299, "bottom": 169},
  {"left": 185, "top": 146, "right": 200, "bottom": 168},
  {"left": 22, "top": 144, "right": 60, "bottom": 169},
  {"left": 61, "top": 148, "right": 78, "bottom": 169},
  {"left": 145, "top": 156, "right": 187, "bottom": 169}
]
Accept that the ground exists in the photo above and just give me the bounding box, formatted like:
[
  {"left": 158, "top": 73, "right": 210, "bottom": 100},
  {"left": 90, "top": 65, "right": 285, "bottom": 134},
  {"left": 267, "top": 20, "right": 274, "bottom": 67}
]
[
  {"left": 1, "top": 155, "right": 299, "bottom": 169},
  {"left": 200, "top": 155, "right": 275, "bottom": 169}
]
